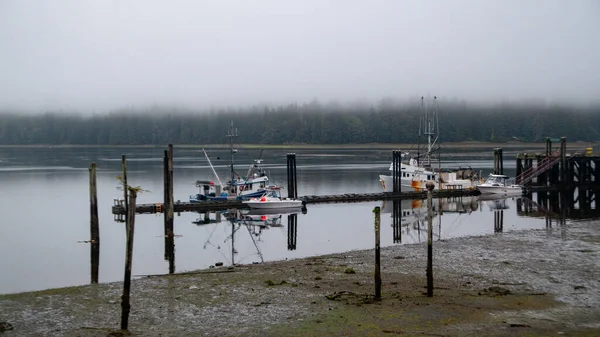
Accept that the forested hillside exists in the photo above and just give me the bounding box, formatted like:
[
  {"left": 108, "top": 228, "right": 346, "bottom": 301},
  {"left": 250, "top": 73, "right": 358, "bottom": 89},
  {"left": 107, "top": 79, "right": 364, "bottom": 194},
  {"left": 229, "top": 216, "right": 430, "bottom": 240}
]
[{"left": 0, "top": 101, "right": 598, "bottom": 145}]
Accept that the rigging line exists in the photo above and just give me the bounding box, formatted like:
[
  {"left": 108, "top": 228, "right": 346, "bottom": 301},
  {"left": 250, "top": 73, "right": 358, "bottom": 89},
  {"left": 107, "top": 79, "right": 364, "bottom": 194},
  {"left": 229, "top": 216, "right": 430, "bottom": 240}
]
[
  {"left": 245, "top": 223, "right": 264, "bottom": 263},
  {"left": 202, "top": 222, "right": 221, "bottom": 249}
]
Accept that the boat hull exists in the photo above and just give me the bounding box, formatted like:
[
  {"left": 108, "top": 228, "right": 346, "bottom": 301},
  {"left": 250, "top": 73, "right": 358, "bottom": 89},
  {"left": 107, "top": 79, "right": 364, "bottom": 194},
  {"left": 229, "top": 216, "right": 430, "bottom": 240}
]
[
  {"left": 243, "top": 199, "right": 304, "bottom": 209},
  {"left": 477, "top": 185, "right": 523, "bottom": 196},
  {"left": 379, "top": 174, "right": 478, "bottom": 192}
]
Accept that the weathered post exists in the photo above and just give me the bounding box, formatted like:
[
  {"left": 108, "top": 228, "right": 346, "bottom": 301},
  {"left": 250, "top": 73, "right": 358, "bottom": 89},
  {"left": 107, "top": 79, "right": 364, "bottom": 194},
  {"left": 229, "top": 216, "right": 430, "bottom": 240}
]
[
  {"left": 392, "top": 150, "right": 401, "bottom": 194},
  {"left": 287, "top": 153, "right": 297, "bottom": 199},
  {"left": 426, "top": 181, "right": 435, "bottom": 297},
  {"left": 392, "top": 150, "right": 397, "bottom": 193},
  {"left": 163, "top": 150, "right": 168, "bottom": 260},
  {"left": 122, "top": 155, "right": 128, "bottom": 222},
  {"left": 293, "top": 154, "right": 298, "bottom": 199},
  {"left": 120, "top": 188, "right": 137, "bottom": 331},
  {"left": 163, "top": 145, "right": 175, "bottom": 262},
  {"left": 498, "top": 148, "right": 503, "bottom": 175},
  {"left": 89, "top": 163, "right": 99, "bottom": 284},
  {"left": 493, "top": 149, "right": 498, "bottom": 175},
  {"left": 167, "top": 144, "right": 174, "bottom": 235},
  {"left": 373, "top": 206, "right": 381, "bottom": 300},
  {"left": 560, "top": 137, "right": 567, "bottom": 183}
]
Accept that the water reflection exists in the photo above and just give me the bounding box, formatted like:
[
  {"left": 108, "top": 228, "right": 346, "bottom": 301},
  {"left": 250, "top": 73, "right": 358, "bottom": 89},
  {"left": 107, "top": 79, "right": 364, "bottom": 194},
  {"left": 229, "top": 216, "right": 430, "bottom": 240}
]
[
  {"left": 383, "top": 196, "right": 480, "bottom": 243},
  {"left": 191, "top": 208, "right": 303, "bottom": 267},
  {"left": 84, "top": 189, "right": 599, "bottom": 290},
  {"left": 380, "top": 190, "right": 598, "bottom": 243}
]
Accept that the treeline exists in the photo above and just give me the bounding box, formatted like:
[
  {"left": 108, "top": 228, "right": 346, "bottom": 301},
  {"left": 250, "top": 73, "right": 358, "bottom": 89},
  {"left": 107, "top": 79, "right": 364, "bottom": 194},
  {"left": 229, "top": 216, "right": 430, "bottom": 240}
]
[{"left": 0, "top": 101, "right": 599, "bottom": 145}]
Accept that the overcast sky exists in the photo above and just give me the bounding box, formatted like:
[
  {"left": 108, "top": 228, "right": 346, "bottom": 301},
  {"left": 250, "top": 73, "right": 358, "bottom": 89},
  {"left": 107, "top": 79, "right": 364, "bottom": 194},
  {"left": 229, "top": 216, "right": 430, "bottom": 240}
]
[{"left": 0, "top": 0, "right": 598, "bottom": 112}]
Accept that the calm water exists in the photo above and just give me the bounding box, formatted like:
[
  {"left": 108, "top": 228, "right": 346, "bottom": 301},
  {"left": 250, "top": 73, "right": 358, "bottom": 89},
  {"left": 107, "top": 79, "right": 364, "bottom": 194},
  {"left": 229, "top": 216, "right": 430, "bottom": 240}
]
[{"left": 0, "top": 146, "right": 592, "bottom": 294}]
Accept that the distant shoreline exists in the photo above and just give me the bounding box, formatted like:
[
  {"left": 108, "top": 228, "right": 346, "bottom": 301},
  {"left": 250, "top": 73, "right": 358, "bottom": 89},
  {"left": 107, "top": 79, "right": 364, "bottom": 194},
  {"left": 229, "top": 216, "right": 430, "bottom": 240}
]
[{"left": 0, "top": 141, "right": 596, "bottom": 150}]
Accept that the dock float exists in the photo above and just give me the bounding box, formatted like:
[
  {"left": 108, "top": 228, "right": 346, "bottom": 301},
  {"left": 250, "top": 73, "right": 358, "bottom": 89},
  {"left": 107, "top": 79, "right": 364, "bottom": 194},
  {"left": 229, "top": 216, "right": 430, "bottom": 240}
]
[{"left": 111, "top": 188, "right": 481, "bottom": 215}]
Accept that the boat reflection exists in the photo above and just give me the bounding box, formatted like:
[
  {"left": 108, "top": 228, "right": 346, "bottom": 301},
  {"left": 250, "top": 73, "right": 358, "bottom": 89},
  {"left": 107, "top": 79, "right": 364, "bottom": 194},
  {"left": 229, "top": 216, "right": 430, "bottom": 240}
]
[{"left": 193, "top": 208, "right": 303, "bottom": 268}]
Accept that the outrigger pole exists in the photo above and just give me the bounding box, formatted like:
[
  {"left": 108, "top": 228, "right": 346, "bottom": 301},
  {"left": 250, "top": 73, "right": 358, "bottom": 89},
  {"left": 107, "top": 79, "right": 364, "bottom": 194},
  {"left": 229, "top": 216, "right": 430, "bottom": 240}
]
[{"left": 202, "top": 148, "right": 223, "bottom": 187}]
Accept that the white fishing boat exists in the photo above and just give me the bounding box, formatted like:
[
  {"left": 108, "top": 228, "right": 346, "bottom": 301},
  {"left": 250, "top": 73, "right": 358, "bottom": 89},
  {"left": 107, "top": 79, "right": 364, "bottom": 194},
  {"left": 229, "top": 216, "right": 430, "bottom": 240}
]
[
  {"left": 379, "top": 97, "right": 481, "bottom": 192},
  {"left": 242, "top": 189, "right": 303, "bottom": 210},
  {"left": 477, "top": 174, "right": 523, "bottom": 196}
]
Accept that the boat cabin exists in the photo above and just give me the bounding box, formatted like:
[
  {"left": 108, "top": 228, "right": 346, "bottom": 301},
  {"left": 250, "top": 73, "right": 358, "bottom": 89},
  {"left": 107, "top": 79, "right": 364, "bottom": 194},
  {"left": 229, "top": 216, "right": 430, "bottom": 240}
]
[{"left": 482, "top": 174, "right": 510, "bottom": 186}]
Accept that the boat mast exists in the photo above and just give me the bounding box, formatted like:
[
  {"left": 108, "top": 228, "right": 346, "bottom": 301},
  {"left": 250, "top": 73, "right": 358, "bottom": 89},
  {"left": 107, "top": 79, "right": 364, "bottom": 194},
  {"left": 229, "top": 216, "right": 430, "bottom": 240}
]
[
  {"left": 226, "top": 120, "right": 238, "bottom": 183},
  {"left": 422, "top": 96, "right": 439, "bottom": 169}
]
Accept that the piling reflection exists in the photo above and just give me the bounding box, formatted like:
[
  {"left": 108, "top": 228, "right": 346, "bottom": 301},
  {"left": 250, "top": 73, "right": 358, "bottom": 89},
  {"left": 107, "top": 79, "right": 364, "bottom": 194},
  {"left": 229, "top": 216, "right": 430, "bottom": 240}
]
[{"left": 518, "top": 189, "right": 599, "bottom": 222}]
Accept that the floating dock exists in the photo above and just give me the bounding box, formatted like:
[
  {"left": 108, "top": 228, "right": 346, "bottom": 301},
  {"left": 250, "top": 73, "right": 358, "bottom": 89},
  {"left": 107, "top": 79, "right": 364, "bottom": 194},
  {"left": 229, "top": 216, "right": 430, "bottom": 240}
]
[{"left": 111, "top": 188, "right": 481, "bottom": 215}]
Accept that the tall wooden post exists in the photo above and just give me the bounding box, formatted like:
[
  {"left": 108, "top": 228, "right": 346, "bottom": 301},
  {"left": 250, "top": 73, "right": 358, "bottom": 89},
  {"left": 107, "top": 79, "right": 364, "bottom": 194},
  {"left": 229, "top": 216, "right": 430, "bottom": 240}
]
[
  {"left": 121, "top": 155, "right": 128, "bottom": 223},
  {"left": 373, "top": 206, "right": 381, "bottom": 300},
  {"left": 163, "top": 146, "right": 174, "bottom": 262},
  {"left": 89, "top": 163, "right": 99, "bottom": 284},
  {"left": 167, "top": 144, "right": 174, "bottom": 232},
  {"left": 163, "top": 150, "right": 168, "bottom": 260},
  {"left": 426, "top": 181, "right": 435, "bottom": 297},
  {"left": 120, "top": 188, "right": 137, "bottom": 331},
  {"left": 287, "top": 153, "right": 297, "bottom": 199}
]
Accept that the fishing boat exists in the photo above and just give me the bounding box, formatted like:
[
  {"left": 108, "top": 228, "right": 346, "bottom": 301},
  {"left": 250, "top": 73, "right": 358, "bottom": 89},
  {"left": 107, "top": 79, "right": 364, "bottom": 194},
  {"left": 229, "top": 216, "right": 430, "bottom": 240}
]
[
  {"left": 189, "top": 121, "right": 280, "bottom": 202},
  {"left": 477, "top": 174, "right": 523, "bottom": 196},
  {"left": 379, "top": 97, "right": 481, "bottom": 192},
  {"left": 242, "top": 188, "right": 304, "bottom": 210}
]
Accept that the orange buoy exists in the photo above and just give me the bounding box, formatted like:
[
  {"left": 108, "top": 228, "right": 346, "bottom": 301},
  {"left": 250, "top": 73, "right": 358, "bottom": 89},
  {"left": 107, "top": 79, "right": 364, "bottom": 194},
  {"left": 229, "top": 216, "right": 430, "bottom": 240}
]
[{"left": 260, "top": 196, "right": 267, "bottom": 202}]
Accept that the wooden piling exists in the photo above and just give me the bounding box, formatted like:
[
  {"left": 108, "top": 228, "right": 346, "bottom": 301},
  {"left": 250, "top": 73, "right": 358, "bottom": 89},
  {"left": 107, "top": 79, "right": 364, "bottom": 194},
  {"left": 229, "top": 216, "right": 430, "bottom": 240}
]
[
  {"left": 163, "top": 150, "right": 168, "bottom": 259},
  {"left": 392, "top": 150, "right": 401, "bottom": 194},
  {"left": 163, "top": 146, "right": 174, "bottom": 262},
  {"left": 426, "top": 182, "right": 434, "bottom": 297},
  {"left": 287, "top": 153, "right": 298, "bottom": 199},
  {"left": 120, "top": 188, "right": 137, "bottom": 331},
  {"left": 89, "top": 163, "right": 99, "bottom": 284},
  {"left": 121, "top": 155, "right": 128, "bottom": 223},
  {"left": 493, "top": 148, "right": 503, "bottom": 175},
  {"left": 498, "top": 148, "right": 503, "bottom": 175},
  {"left": 167, "top": 144, "right": 174, "bottom": 232},
  {"left": 560, "top": 137, "right": 567, "bottom": 183},
  {"left": 373, "top": 206, "right": 381, "bottom": 300}
]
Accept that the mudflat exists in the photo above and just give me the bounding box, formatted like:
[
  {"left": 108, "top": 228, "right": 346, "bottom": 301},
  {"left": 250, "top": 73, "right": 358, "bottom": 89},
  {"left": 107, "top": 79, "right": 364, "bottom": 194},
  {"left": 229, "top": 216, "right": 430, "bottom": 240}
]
[{"left": 1, "top": 220, "right": 599, "bottom": 336}]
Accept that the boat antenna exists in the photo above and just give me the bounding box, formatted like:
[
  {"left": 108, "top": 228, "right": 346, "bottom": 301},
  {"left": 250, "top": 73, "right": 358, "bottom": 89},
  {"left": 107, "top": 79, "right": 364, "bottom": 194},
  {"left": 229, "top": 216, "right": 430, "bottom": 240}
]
[{"left": 202, "top": 148, "right": 223, "bottom": 187}]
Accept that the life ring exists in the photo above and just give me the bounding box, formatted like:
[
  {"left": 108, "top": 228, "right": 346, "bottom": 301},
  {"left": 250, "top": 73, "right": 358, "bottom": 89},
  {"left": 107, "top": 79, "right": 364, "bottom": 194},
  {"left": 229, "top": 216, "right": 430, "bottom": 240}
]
[{"left": 239, "top": 185, "right": 245, "bottom": 192}]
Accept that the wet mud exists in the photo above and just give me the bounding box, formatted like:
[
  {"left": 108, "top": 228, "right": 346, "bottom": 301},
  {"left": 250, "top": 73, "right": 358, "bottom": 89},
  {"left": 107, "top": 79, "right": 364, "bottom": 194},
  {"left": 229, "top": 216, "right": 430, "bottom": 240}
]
[{"left": 1, "top": 219, "right": 599, "bottom": 336}]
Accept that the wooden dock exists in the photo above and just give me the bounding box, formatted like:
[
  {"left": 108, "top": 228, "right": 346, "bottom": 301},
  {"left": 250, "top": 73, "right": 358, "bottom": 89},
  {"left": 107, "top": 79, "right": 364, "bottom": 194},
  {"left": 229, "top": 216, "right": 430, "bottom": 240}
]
[{"left": 111, "top": 188, "right": 481, "bottom": 215}]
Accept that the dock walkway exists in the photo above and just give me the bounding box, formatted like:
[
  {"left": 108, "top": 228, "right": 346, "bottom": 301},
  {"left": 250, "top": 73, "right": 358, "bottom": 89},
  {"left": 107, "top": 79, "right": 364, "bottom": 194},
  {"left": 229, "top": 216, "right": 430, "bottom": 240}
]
[{"left": 111, "top": 188, "right": 481, "bottom": 215}]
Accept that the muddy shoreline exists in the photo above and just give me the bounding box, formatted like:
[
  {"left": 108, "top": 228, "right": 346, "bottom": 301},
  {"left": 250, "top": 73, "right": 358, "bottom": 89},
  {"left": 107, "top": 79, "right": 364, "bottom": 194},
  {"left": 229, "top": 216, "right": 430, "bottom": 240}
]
[{"left": 1, "top": 220, "right": 599, "bottom": 336}]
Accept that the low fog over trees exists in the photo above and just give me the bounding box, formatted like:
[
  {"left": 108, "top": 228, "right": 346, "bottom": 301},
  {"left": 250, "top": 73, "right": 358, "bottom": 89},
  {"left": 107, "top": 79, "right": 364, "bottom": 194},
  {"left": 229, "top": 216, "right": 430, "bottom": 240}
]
[{"left": 0, "top": 100, "right": 598, "bottom": 145}]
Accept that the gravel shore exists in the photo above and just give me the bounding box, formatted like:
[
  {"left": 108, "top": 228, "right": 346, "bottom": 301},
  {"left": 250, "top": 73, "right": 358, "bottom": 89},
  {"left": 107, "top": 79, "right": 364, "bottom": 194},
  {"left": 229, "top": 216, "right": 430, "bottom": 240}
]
[{"left": 1, "top": 219, "right": 599, "bottom": 336}]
